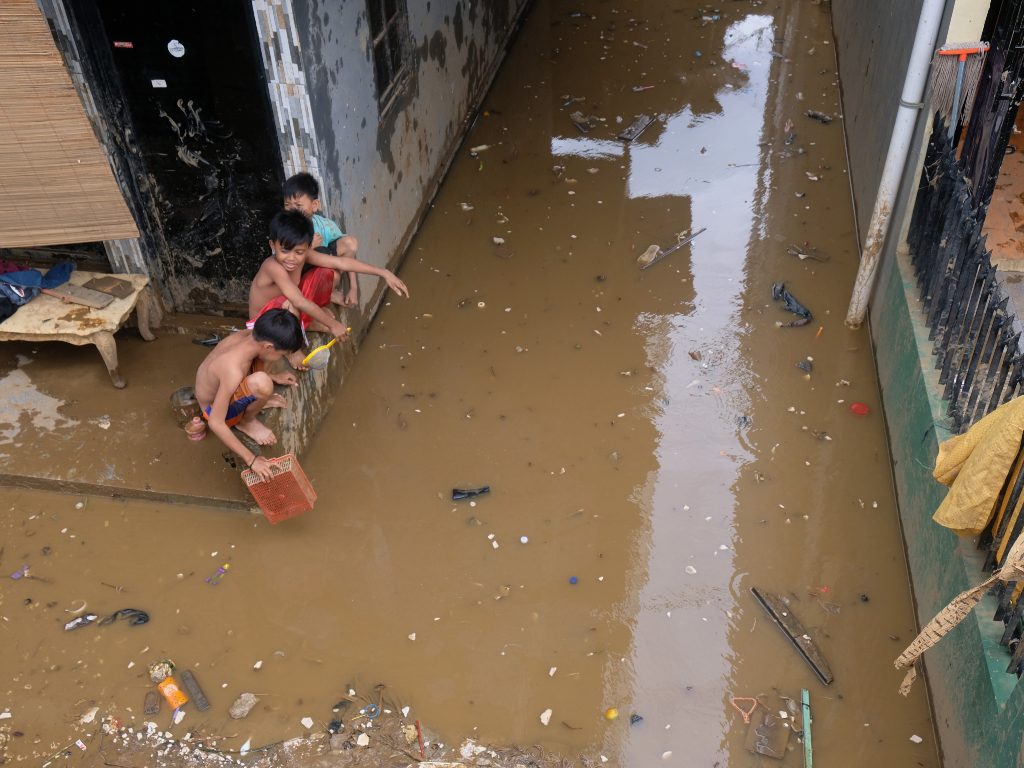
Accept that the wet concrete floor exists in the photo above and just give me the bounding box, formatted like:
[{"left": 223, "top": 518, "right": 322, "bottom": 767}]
[{"left": 0, "top": 0, "right": 938, "bottom": 765}]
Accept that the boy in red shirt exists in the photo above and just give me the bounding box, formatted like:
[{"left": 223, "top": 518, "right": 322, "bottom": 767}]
[{"left": 248, "top": 210, "right": 408, "bottom": 369}]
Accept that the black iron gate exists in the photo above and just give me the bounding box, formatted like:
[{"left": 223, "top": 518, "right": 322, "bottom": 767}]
[
  {"left": 906, "top": 122, "right": 1023, "bottom": 436},
  {"left": 905, "top": 0, "right": 1024, "bottom": 676}
]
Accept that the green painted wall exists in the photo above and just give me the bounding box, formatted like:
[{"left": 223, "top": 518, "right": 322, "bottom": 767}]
[{"left": 874, "top": 248, "right": 1024, "bottom": 767}]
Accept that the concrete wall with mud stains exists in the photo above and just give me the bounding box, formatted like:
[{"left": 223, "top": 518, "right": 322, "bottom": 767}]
[
  {"left": 874, "top": 250, "right": 1024, "bottom": 768},
  {"left": 831, "top": 0, "right": 927, "bottom": 247},
  {"left": 34, "top": 0, "right": 530, "bottom": 320},
  {"left": 289, "top": 0, "right": 530, "bottom": 327}
]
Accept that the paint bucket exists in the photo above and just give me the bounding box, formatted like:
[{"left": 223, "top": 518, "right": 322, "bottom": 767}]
[{"left": 170, "top": 387, "right": 203, "bottom": 429}]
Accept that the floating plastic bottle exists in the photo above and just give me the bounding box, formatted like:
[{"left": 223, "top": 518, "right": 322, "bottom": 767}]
[{"left": 185, "top": 416, "right": 207, "bottom": 441}]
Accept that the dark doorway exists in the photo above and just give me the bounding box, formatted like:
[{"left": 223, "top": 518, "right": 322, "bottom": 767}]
[{"left": 70, "top": 0, "right": 284, "bottom": 315}]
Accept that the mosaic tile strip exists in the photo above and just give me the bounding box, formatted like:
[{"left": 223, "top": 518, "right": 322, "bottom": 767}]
[{"left": 251, "top": 0, "right": 321, "bottom": 180}]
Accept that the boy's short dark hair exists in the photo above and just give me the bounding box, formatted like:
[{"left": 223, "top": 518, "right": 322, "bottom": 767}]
[
  {"left": 283, "top": 172, "right": 320, "bottom": 201},
  {"left": 252, "top": 308, "right": 304, "bottom": 352},
  {"left": 269, "top": 209, "right": 314, "bottom": 250}
]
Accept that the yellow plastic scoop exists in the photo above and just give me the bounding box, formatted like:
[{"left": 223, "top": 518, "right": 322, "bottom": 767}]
[{"left": 302, "top": 329, "right": 350, "bottom": 370}]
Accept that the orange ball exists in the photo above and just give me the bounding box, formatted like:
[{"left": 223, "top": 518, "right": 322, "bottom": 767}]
[{"left": 606, "top": 708, "right": 619, "bottom": 720}]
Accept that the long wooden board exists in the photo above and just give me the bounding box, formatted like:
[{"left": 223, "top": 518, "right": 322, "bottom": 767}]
[
  {"left": 751, "top": 588, "right": 834, "bottom": 684},
  {"left": 42, "top": 283, "right": 113, "bottom": 308}
]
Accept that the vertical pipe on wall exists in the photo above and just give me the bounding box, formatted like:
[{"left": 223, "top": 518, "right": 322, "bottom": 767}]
[{"left": 845, "top": 0, "right": 949, "bottom": 329}]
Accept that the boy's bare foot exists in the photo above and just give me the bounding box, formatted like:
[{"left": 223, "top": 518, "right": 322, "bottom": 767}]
[
  {"left": 307, "top": 319, "right": 331, "bottom": 333},
  {"left": 236, "top": 418, "right": 277, "bottom": 446},
  {"left": 263, "top": 393, "right": 288, "bottom": 409},
  {"left": 286, "top": 350, "right": 309, "bottom": 371},
  {"left": 330, "top": 288, "right": 346, "bottom": 306}
]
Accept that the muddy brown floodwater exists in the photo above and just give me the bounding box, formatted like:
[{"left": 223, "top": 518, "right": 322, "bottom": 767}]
[{"left": 0, "top": 0, "right": 939, "bottom": 766}]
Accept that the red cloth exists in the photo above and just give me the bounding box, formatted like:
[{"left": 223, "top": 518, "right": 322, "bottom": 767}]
[
  {"left": 0, "top": 260, "right": 28, "bottom": 276},
  {"left": 249, "top": 266, "right": 333, "bottom": 329}
]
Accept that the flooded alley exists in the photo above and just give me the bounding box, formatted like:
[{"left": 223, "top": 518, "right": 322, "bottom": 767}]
[{"left": 0, "top": 0, "right": 938, "bottom": 766}]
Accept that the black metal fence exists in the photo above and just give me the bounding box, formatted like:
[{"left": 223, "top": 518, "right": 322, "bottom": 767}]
[
  {"left": 907, "top": 121, "right": 1024, "bottom": 436},
  {"left": 907, "top": 119, "right": 1024, "bottom": 677}
]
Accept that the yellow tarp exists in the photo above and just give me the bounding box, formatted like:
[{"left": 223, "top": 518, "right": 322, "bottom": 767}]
[{"left": 932, "top": 396, "right": 1024, "bottom": 536}]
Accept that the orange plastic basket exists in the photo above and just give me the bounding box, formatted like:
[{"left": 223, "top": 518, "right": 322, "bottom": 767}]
[{"left": 241, "top": 455, "right": 316, "bottom": 523}]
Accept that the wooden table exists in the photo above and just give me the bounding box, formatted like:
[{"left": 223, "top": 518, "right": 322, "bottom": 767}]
[{"left": 0, "top": 270, "right": 155, "bottom": 388}]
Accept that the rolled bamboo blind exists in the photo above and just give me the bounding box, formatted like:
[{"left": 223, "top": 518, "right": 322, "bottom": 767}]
[{"left": 0, "top": 0, "right": 139, "bottom": 248}]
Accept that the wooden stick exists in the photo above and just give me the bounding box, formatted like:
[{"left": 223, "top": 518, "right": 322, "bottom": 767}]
[{"left": 801, "top": 689, "right": 813, "bottom": 768}]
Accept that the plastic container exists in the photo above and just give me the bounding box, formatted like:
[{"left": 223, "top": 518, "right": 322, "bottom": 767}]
[
  {"left": 184, "top": 416, "right": 207, "bottom": 441},
  {"left": 241, "top": 454, "right": 317, "bottom": 523},
  {"left": 158, "top": 677, "right": 189, "bottom": 708},
  {"left": 850, "top": 402, "right": 870, "bottom": 416},
  {"left": 170, "top": 387, "right": 203, "bottom": 428}
]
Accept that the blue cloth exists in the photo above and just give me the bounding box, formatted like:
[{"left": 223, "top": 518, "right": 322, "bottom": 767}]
[
  {"left": 0, "top": 262, "right": 75, "bottom": 289},
  {"left": 0, "top": 283, "right": 35, "bottom": 306},
  {"left": 312, "top": 214, "right": 345, "bottom": 247}
]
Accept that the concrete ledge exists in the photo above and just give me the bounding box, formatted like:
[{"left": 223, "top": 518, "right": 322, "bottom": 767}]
[
  {"left": 873, "top": 247, "right": 1024, "bottom": 767},
  {"left": 0, "top": 471, "right": 257, "bottom": 511}
]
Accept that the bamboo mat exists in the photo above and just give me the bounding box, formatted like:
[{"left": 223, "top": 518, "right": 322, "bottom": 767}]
[{"left": 0, "top": 0, "right": 139, "bottom": 248}]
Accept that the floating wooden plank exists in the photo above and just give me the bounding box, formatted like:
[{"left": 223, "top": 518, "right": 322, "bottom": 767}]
[
  {"left": 751, "top": 588, "right": 834, "bottom": 684},
  {"left": 180, "top": 669, "right": 210, "bottom": 711},
  {"left": 801, "top": 688, "right": 813, "bottom": 768},
  {"left": 617, "top": 115, "right": 655, "bottom": 142},
  {"left": 143, "top": 690, "right": 160, "bottom": 716}
]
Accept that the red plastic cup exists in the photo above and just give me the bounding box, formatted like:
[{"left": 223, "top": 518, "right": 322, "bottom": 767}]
[{"left": 850, "top": 402, "right": 870, "bottom": 416}]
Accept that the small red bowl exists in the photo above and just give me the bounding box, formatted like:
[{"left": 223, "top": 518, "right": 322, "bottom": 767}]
[{"left": 850, "top": 402, "right": 870, "bottom": 416}]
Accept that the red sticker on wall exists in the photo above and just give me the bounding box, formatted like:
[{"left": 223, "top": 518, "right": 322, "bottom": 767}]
[{"left": 113, "top": 41, "right": 133, "bottom": 48}]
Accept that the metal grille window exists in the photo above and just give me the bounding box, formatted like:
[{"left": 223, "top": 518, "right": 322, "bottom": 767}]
[{"left": 367, "top": 0, "right": 409, "bottom": 111}]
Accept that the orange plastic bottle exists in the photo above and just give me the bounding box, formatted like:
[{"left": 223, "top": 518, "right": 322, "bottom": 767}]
[{"left": 158, "top": 676, "right": 189, "bottom": 708}]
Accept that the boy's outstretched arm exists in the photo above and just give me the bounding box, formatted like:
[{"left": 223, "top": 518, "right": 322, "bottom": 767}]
[
  {"left": 303, "top": 254, "right": 409, "bottom": 298},
  {"left": 266, "top": 262, "right": 349, "bottom": 340}
]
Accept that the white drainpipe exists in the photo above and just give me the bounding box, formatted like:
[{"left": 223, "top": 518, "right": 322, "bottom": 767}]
[{"left": 845, "top": 0, "right": 948, "bottom": 329}]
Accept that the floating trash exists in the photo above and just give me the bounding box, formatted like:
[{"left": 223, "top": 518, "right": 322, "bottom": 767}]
[
  {"left": 618, "top": 115, "right": 655, "bottom": 142},
  {"left": 64, "top": 614, "right": 99, "bottom": 631},
  {"left": 453, "top": 486, "right": 490, "bottom": 500},
  {"left": 772, "top": 282, "right": 812, "bottom": 319},
  {"left": 230, "top": 693, "right": 258, "bottom": 719}
]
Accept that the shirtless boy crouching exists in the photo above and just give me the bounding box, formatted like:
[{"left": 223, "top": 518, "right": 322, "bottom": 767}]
[{"left": 195, "top": 308, "right": 303, "bottom": 480}]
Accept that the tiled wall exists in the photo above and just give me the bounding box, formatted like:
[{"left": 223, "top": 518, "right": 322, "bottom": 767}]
[{"left": 251, "top": 0, "right": 321, "bottom": 181}]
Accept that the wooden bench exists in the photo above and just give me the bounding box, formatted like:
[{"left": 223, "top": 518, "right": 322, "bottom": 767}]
[{"left": 0, "top": 270, "right": 155, "bottom": 388}]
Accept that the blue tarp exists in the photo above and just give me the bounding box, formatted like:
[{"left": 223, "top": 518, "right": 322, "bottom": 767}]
[{"left": 0, "top": 262, "right": 75, "bottom": 290}]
